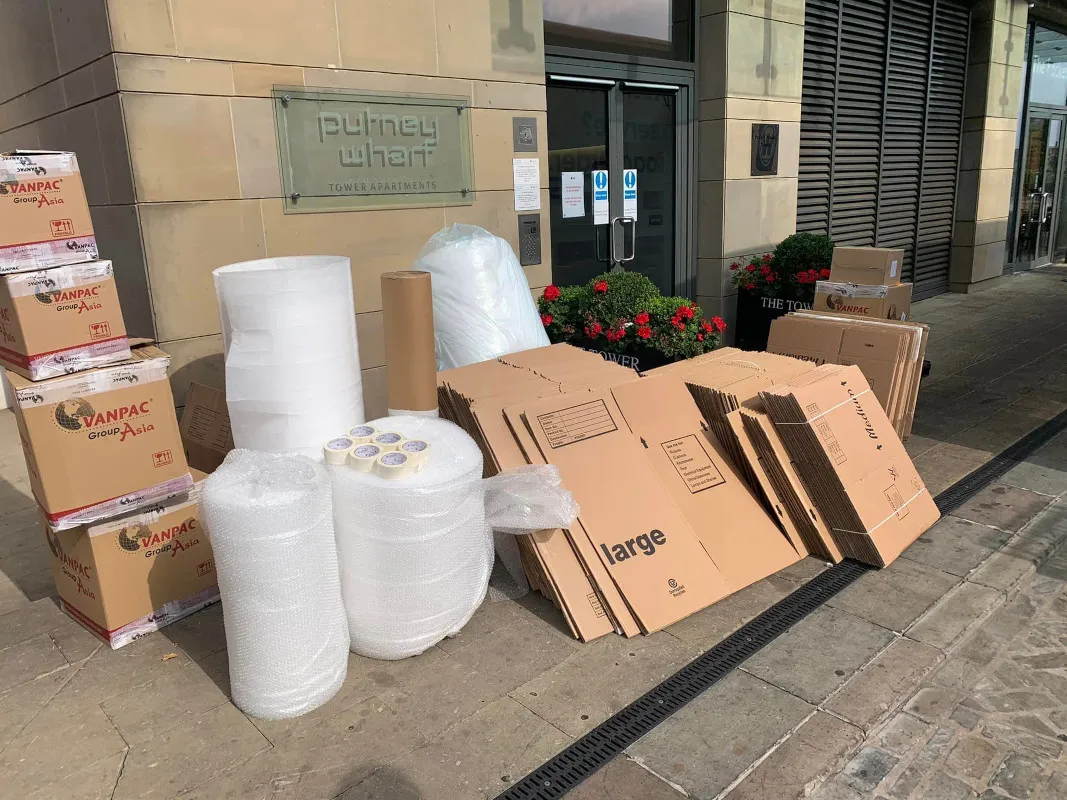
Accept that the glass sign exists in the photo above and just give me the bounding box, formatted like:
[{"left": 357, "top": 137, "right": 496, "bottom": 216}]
[{"left": 273, "top": 86, "right": 474, "bottom": 213}]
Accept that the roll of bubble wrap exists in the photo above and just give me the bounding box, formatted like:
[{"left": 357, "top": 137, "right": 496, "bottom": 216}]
[
  {"left": 201, "top": 451, "right": 350, "bottom": 719},
  {"left": 214, "top": 256, "right": 364, "bottom": 458},
  {"left": 331, "top": 416, "right": 492, "bottom": 660}
]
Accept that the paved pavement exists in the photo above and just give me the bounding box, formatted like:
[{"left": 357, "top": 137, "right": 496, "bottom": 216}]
[{"left": 0, "top": 268, "right": 1065, "bottom": 799}]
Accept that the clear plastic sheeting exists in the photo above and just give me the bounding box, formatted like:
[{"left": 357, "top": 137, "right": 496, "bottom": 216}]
[
  {"left": 201, "top": 451, "right": 349, "bottom": 719},
  {"left": 214, "top": 256, "right": 364, "bottom": 458},
  {"left": 413, "top": 224, "right": 550, "bottom": 370},
  {"left": 332, "top": 416, "right": 490, "bottom": 660},
  {"left": 484, "top": 465, "right": 579, "bottom": 534}
]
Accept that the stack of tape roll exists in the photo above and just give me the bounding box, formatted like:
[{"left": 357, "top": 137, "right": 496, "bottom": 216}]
[
  {"left": 330, "top": 415, "right": 491, "bottom": 660},
  {"left": 372, "top": 431, "right": 403, "bottom": 451},
  {"left": 348, "top": 425, "right": 377, "bottom": 443},
  {"left": 322, "top": 436, "right": 354, "bottom": 465}
]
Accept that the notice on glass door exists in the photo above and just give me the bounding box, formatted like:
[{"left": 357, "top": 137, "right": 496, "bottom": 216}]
[
  {"left": 592, "top": 169, "right": 609, "bottom": 225},
  {"left": 513, "top": 158, "right": 540, "bottom": 211},
  {"left": 561, "top": 172, "right": 585, "bottom": 218},
  {"left": 623, "top": 169, "right": 638, "bottom": 219}
]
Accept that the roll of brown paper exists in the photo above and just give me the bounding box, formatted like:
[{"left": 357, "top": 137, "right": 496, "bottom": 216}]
[{"left": 381, "top": 271, "right": 438, "bottom": 415}]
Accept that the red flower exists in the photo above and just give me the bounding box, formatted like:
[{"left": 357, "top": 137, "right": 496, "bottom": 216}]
[
  {"left": 697, "top": 334, "right": 704, "bottom": 342},
  {"left": 702, "top": 320, "right": 713, "bottom": 333},
  {"left": 585, "top": 321, "right": 603, "bottom": 338},
  {"left": 541, "top": 313, "right": 553, "bottom": 326},
  {"left": 746, "top": 283, "right": 755, "bottom": 290},
  {"left": 760, "top": 265, "right": 771, "bottom": 276},
  {"left": 543, "top": 285, "right": 561, "bottom": 302},
  {"left": 730, "top": 262, "right": 740, "bottom": 271},
  {"left": 594, "top": 280, "right": 609, "bottom": 294},
  {"left": 820, "top": 268, "right": 831, "bottom": 279},
  {"left": 678, "top": 305, "right": 694, "bottom": 321},
  {"left": 616, "top": 326, "right": 627, "bottom": 338},
  {"left": 762, "top": 254, "right": 772, "bottom": 262},
  {"left": 712, "top": 316, "right": 726, "bottom": 333},
  {"left": 673, "top": 320, "right": 686, "bottom": 331},
  {"left": 637, "top": 325, "right": 651, "bottom": 339},
  {"left": 635, "top": 311, "right": 650, "bottom": 325},
  {"left": 767, "top": 273, "right": 777, "bottom": 282},
  {"left": 746, "top": 264, "right": 756, "bottom": 273}
]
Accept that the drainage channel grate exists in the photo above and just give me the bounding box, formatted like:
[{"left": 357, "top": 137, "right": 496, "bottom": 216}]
[
  {"left": 496, "top": 560, "right": 870, "bottom": 800},
  {"left": 936, "top": 408, "right": 1067, "bottom": 515},
  {"left": 497, "top": 407, "right": 1067, "bottom": 800}
]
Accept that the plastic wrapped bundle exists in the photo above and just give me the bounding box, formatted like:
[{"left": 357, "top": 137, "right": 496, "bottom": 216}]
[
  {"left": 214, "top": 256, "right": 364, "bottom": 458},
  {"left": 413, "top": 225, "right": 550, "bottom": 369},
  {"left": 332, "top": 416, "right": 492, "bottom": 660},
  {"left": 201, "top": 451, "right": 349, "bottom": 719}
]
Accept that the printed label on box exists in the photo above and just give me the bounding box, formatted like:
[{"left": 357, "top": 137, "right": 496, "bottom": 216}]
[
  {"left": 537, "top": 399, "right": 617, "bottom": 448},
  {"left": 661, "top": 434, "right": 725, "bottom": 493}
]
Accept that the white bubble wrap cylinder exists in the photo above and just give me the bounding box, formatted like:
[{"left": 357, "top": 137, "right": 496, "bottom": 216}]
[
  {"left": 331, "top": 416, "right": 492, "bottom": 660},
  {"left": 202, "top": 451, "right": 350, "bottom": 719},
  {"left": 214, "top": 256, "right": 364, "bottom": 458},
  {"left": 413, "top": 224, "right": 550, "bottom": 370}
]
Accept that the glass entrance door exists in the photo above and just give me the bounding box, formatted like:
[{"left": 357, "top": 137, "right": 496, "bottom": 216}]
[
  {"left": 1015, "top": 111, "right": 1066, "bottom": 269},
  {"left": 547, "top": 75, "right": 687, "bottom": 296}
]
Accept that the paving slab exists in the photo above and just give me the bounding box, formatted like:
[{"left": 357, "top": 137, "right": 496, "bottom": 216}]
[
  {"left": 882, "top": 726, "right": 957, "bottom": 799},
  {"left": 824, "top": 638, "right": 942, "bottom": 729},
  {"left": 900, "top": 515, "right": 1013, "bottom": 577},
  {"left": 840, "top": 746, "right": 899, "bottom": 793},
  {"left": 567, "top": 757, "right": 684, "bottom": 799},
  {"left": 0, "top": 668, "right": 73, "bottom": 751},
  {"left": 873, "top": 712, "right": 934, "bottom": 757},
  {"left": 952, "top": 483, "right": 1054, "bottom": 533},
  {"left": 742, "top": 605, "right": 895, "bottom": 704},
  {"left": 628, "top": 670, "right": 814, "bottom": 800},
  {"left": 827, "top": 558, "right": 959, "bottom": 632},
  {"left": 969, "top": 529, "right": 1065, "bottom": 592},
  {"left": 0, "top": 631, "right": 69, "bottom": 692},
  {"left": 666, "top": 577, "right": 791, "bottom": 648},
  {"left": 25, "top": 752, "right": 127, "bottom": 800},
  {"left": 114, "top": 703, "right": 269, "bottom": 800},
  {"left": 911, "top": 444, "right": 994, "bottom": 495},
  {"left": 723, "top": 711, "right": 863, "bottom": 800},
  {"left": 906, "top": 581, "right": 1003, "bottom": 651},
  {"left": 510, "top": 630, "right": 697, "bottom": 737},
  {"left": 1001, "top": 459, "right": 1067, "bottom": 497},
  {"left": 339, "top": 697, "right": 569, "bottom": 800}
]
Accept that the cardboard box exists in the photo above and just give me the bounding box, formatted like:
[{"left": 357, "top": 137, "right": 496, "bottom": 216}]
[
  {"left": 0, "top": 260, "right": 130, "bottom": 380},
  {"left": 44, "top": 480, "right": 219, "bottom": 649},
  {"left": 7, "top": 344, "right": 193, "bottom": 530},
  {"left": 179, "top": 382, "right": 233, "bottom": 473},
  {"left": 0, "top": 151, "right": 99, "bottom": 274},
  {"left": 829, "top": 247, "right": 904, "bottom": 286},
  {"left": 760, "top": 365, "right": 940, "bottom": 566},
  {"left": 814, "top": 281, "right": 912, "bottom": 321}
]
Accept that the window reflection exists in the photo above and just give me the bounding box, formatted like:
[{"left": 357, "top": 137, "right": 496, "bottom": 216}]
[
  {"left": 1031, "top": 26, "right": 1067, "bottom": 107},
  {"left": 543, "top": 0, "right": 692, "bottom": 61}
]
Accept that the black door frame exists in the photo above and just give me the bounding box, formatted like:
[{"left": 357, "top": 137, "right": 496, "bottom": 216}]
[{"left": 545, "top": 53, "right": 697, "bottom": 299}]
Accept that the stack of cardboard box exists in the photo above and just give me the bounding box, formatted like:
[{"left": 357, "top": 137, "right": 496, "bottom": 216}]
[
  {"left": 0, "top": 150, "right": 218, "bottom": 648},
  {"left": 814, "top": 247, "right": 912, "bottom": 321}
]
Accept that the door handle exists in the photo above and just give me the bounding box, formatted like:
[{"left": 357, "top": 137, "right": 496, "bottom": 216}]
[
  {"left": 611, "top": 217, "right": 637, "bottom": 263},
  {"left": 1041, "top": 192, "right": 1052, "bottom": 224},
  {"left": 595, "top": 225, "right": 609, "bottom": 263},
  {"left": 1030, "top": 191, "right": 1044, "bottom": 221}
]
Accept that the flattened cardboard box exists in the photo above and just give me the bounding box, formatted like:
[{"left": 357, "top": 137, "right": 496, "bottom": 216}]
[
  {"left": 0, "top": 260, "right": 130, "bottom": 380},
  {"left": 760, "top": 365, "right": 940, "bottom": 566},
  {"left": 7, "top": 344, "right": 193, "bottom": 530},
  {"left": 513, "top": 389, "right": 732, "bottom": 633},
  {"left": 829, "top": 247, "right": 904, "bottom": 286},
  {"left": 814, "top": 281, "right": 912, "bottom": 321},
  {"left": 44, "top": 475, "right": 218, "bottom": 649},
  {"left": 0, "top": 151, "right": 98, "bottom": 273},
  {"left": 179, "top": 382, "right": 234, "bottom": 473}
]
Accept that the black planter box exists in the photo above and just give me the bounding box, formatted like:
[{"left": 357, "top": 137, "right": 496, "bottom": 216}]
[
  {"left": 562, "top": 337, "right": 677, "bottom": 372},
  {"left": 734, "top": 290, "right": 814, "bottom": 351}
]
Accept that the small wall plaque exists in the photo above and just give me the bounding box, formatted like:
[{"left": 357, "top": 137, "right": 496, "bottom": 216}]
[
  {"left": 513, "top": 117, "right": 538, "bottom": 152},
  {"left": 751, "top": 123, "right": 780, "bottom": 176}
]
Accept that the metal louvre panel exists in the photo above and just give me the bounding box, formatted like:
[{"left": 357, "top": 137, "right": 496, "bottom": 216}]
[{"left": 797, "top": 0, "right": 968, "bottom": 299}]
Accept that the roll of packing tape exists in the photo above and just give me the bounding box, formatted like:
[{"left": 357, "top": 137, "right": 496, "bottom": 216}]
[
  {"left": 347, "top": 424, "right": 378, "bottom": 444},
  {"left": 347, "top": 443, "right": 382, "bottom": 472},
  {"left": 399, "top": 438, "right": 431, "bottom": 470},
  {"left": 323, "top": 436, "right": 355, "bottom": 465},
  {"left": 373, "top": 431, "right": 404, "bottom": 451},
  {"left": 374, "top": 450, "right": 413, "bottom": 480}
]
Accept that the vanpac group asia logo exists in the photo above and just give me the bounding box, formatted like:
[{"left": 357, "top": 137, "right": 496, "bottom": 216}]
[
  {"left": 54, "top": 398, "right": 95, "bottom": 431},
  {"left": 117, "top": 517, "right": 201, "bottom": 558},
  {"left": 54, "top": 397, "right": 156, "bottom": 442}
]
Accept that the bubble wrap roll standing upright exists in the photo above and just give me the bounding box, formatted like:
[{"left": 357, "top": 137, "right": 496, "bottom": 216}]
[
  {"left": 214, "top": 256, "right": 364, "bottom": 458},
  {"left": 331, "top": 417, "right": 492, "bottom": 660},
  {"left": 202, "top": 451, "right": 350, "bottom": 719}
]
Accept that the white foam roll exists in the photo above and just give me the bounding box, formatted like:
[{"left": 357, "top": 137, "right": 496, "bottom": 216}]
[
  {"left": 388, "top": 407, "right": 440, "bottom": 418},
  {"left": 214, "top": 256, "right": 364, "bottom": 458},
  {"left": 331, "top": 416, "right": 492, "bottom": 660},
  {"left": 201, "top": 451, "right": 350, "bottom": 719}
]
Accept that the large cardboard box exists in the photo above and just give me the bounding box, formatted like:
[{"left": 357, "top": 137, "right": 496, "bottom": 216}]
[
  {"left": 0, "top": 260, "right": 130, "bottom": 380},
  {"left": 0, "top": 151, "right": 99, "bottom": 274},
  {"left": 829, "top": 247, "right": 904, "bottom": 286},
  {"left": 44, "top": 477, "right": 219, "bottom": 649},
  {"left": 7, "top": 344, "right": 193, "bottom": 530},
  {"left": 814, "top": 281, "right": 912, "bottom": 321},
  {"left": 179, "top": 382, "right": 233, "bottom": 473}
]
